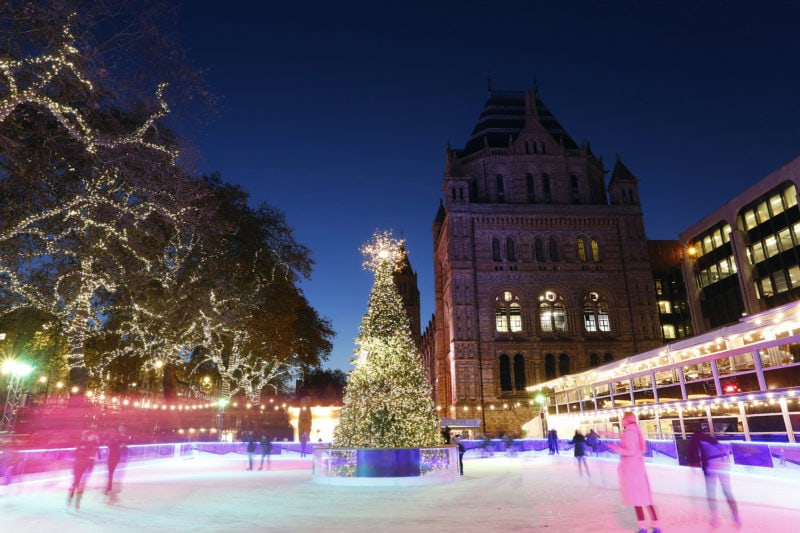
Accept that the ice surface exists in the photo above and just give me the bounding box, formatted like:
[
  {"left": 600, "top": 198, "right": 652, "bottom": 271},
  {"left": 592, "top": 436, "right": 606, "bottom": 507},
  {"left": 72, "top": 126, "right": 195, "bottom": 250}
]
[{"left": 1, "top": 450, "right": 797, "bottom": 532}]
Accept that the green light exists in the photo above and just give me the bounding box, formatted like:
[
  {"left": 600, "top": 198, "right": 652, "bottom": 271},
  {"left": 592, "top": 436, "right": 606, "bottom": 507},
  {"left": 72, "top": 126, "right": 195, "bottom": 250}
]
[
  {"left": 218, "top": 398, "right": 229, "bottom": 408},
  {"left": 2, "top": 360, "right": 34, "bottom": 377},
  {"left": 534, "top": 393, "right": 546, "bottom": 405}
]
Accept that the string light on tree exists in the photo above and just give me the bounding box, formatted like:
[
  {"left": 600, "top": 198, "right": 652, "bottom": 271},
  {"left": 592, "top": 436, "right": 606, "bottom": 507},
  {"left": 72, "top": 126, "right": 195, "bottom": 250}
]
[{"left": 333, "top": 230, "right": 440, "bottom": 448}]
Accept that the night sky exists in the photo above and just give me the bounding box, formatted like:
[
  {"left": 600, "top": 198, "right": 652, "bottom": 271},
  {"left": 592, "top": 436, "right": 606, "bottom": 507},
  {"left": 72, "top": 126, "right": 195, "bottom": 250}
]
[{"left": 176, "top": 1, "right": 800, "bottom": 372}]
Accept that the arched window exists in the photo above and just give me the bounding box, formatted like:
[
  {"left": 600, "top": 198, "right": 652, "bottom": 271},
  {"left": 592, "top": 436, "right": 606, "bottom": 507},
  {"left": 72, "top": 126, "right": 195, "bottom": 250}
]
[
  {"left": 603, "top": 353, "right": 614, "bottom": 363},
  {"left": 495, "top": 291, "right": 522, "bottom": 333},
  {"left": 548, "top": 237, "right": 559, "bottom": 261},
  {"left": 544, "top": 353, "right": 556, "bottom": 380},
  {"left": 513, "top": 354, "right": 526, "bottom": 391},
  {"left": 492, "top": 238, "right": 501, "bottom": 262},
  {"left": 583, "top": 292, "right": 612, "bottom": 332},
  {"left": 526, "top": 173, "right": 535, "bottom": 203},
  {"left": 506, "top": 237, "right": 516, "bottom": 262},
  {"left": 577, "top": 238, "right": 586, "bottom": 262},
  {"left": 598, "top": 303, "right": 611, "bottom": 331},
  {"left": 589, "top": 353, "right": 600, "bottom": 367},
  {"left": 539, "top": 302, "right": 553, "bottom": 333},
  {"left": 539, "top": 291, "right": 568, "bottom": 333},
  {"left": 553, "top": 302, "right": 567, "bottom": 331},
  {"left": 496, "top": 174, "right": 505, "bottom": 203},
  {"left": 499, "top": 354, "right": 512, "bottom": 391},
  {"left": 534, "top": 238, "right": 545, "bottom": 262},
  {"left": 570, "top": 175, "right": 580, "bottom": 203},
  {"left": 591, "top": 239, "right": 600, "bottom": 262},
  {"left": 558, "top": 353, "right": 570, "bottom": 376},
  {"left": 542, "top": 173, "right": 552, "bottom": 203},
  {"left": 583, "top": 302, "right": 597, "bottom": 332}
]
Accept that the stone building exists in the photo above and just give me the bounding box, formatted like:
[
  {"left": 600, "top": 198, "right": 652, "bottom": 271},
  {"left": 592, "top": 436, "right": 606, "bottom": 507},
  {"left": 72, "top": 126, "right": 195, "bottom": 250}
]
[{"left": 421, "top": 89, "right": 663, "bottom": 435}]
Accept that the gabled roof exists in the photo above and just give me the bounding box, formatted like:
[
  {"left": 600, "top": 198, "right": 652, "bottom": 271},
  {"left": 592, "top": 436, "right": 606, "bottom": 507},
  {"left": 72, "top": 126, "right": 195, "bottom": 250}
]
[{"left": 458, "top": 90, "right": 579, "bottom": 156}]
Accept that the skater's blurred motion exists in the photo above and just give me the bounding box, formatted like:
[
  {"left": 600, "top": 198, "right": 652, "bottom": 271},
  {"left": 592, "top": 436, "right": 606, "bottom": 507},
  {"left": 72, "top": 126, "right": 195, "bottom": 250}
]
[{"left": 67, "top": 431, "right": 99, "bottom": 510}]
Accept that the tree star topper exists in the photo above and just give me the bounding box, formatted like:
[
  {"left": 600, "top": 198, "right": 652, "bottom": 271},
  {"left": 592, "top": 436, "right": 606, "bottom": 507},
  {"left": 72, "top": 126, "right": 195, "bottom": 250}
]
[{"left": 361, "top": 230, "right": 404, "bottom": 272}]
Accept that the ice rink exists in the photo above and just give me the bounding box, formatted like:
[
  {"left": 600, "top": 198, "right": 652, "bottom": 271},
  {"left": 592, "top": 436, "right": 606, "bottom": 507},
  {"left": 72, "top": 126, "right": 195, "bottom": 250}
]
[{"left": 1, "top": 450, "right": 798, "bottom": 532}]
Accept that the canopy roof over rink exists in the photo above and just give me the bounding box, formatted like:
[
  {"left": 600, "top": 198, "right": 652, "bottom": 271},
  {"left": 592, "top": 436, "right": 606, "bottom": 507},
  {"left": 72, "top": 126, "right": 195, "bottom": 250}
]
[{"left": 527, "top": 300, "right": 800, "bottom": 443}]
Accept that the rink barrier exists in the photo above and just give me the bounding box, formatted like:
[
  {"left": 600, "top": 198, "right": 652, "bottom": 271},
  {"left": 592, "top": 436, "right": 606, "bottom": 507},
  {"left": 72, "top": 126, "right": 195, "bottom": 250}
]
[
  {"left": 310, "top": 445, "right": 460, "bottom": 486},
  {"left": 2, "top": 438, "right": 798, "bottom": 480}
]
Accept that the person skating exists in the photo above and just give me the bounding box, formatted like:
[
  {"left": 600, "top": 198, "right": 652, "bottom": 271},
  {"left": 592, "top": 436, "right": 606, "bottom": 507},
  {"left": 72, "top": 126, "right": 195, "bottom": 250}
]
[
  {"left": 67, "top": 431, "right": 99, "bottom": 510},
  {"left": 606, "top": 412, "right": 661, "bottom": 533}
]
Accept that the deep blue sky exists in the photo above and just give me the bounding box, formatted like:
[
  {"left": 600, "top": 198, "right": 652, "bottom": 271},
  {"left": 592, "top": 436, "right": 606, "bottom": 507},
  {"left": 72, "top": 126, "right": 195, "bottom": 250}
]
[{"left": 176, "top": 1, "right": 800, "bottom": 372}]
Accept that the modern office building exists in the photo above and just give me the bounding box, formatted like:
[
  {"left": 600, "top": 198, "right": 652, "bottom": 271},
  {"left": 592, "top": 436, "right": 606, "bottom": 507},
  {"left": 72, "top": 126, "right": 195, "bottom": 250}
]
[
  {"left": 648, "top": 240, "right": 693, "bottom": 341},
  {"left": 681, "top": 156, "right": 800, "bottom": 333}
]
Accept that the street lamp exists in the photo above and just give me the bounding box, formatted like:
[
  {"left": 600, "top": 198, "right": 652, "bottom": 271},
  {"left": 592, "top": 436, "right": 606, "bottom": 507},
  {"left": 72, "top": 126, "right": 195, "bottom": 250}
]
[{"left": 1, "top": 359, "right": 34, "bottom": 432}]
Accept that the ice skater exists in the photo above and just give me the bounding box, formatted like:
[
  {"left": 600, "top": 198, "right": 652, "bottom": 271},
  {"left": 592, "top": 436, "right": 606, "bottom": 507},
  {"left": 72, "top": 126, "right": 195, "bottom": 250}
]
[
  {"left": 67, "top": 431, "right": 99, "bottom": 510},
  {"left": 454, "top": 435, "right": 466, "bottom": 475},
  {"left": 300, "top": 431, "right": 309, "bottom": 458},
  {"left": 568, "top": 429, "right": 590, "bottom": 477},
  {"left": 259, "top": 434, "right": 272, "bottom": 470},
  {"left": 105, "top": 425, "right": 127, "bottom": 499},
  {"left": 246, "top": 433, "right": 257, "bottom": 470},
  {"left": 586, "top": 428, "right": 600, "bottom": 457},
  {"left": 688, "top": 427, "right": 741, "bottom": 529},
  {"left": 606, "top": 412, "right": 660, "bottom": 533},
  {"left": 547, "top": 429, "right": 559, "bottom": 455}
]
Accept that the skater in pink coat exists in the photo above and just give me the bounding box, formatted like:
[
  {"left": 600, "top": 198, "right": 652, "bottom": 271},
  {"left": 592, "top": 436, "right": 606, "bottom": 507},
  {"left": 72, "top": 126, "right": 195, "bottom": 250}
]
[{"left": 607, "top": 412, "right": 661, "bottom": 533}]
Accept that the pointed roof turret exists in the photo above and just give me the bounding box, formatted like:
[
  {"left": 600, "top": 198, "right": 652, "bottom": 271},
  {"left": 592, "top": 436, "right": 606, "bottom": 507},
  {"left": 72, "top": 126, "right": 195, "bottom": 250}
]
[
  {"left": 608, "top": 154, "right": 641, "bottom": 206},
  {"left": 434, "top": 199, "right": 446, "bottom": 224},
  {"left": 609, "top": 154, "right": 638, "bottom": 185}
]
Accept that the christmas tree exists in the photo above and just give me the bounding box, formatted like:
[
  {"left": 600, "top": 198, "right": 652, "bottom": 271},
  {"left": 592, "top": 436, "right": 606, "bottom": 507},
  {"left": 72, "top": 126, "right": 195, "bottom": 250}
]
[{"left": 333, "top": 231, "right": 441, "bottom": 448}]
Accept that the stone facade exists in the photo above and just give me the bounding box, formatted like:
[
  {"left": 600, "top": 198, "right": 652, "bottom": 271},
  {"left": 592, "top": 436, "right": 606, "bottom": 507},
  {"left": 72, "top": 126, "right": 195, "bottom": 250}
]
[{"left": 421, "top": 90, "right": 663, "bottom": 435}]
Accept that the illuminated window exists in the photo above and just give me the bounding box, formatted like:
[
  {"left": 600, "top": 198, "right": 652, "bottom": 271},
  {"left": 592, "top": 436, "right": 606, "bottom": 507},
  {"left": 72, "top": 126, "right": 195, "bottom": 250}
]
[
  {"left": 540, "top": 293, "right": 568, "bottom": 333},
  {"left": 591, "top": 239, "right": 600, "bottom": 262},
  {"left": 583, "top": 303, "right": 597, "bottom": 332},
  {"left": 583, "top": 292, "right": 611, "bottom": 332},
  {"left": 495, "top": 291, "right": 522, "bottom": 333},
  {"left": 577, "top": 238, "right": 586, "bottom": 262}
]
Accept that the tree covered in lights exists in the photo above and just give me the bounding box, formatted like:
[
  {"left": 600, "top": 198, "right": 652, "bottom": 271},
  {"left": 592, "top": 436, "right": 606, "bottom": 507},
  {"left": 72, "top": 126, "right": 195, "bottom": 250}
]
[
  {"left": 0, "top": 2, "right": 334, "bottom": 405},
  {"left": 333, "top": 231, "right": 441, "bottom": 448}
]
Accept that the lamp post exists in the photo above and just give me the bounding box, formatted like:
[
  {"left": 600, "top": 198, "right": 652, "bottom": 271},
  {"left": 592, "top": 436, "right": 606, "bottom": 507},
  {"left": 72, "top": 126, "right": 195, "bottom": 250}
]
[{"left": 1, "top": 360, "right": 34, "bottom": 432}]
